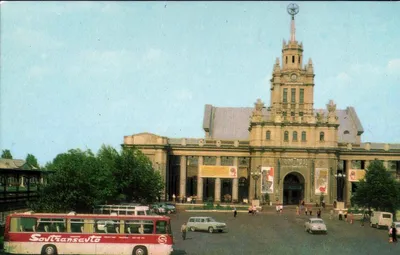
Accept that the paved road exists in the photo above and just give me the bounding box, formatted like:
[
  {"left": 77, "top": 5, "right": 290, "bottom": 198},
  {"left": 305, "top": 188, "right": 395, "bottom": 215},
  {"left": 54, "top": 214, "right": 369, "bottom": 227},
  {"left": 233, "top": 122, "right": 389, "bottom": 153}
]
[{"left": 169, "top": 208, "right": 400, "bottom": 255}]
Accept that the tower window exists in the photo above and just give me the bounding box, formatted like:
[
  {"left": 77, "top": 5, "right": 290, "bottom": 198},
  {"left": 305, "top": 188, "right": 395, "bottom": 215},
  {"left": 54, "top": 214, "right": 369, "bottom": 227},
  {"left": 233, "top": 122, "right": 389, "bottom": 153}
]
[
  {"left": 283, "top": 112, "right": 287, "bottom": 116},
  {"left": 291, "top": 88, "right": 296, "bottom": 103},
  {"left": 320, "top": 132, "right": 325, "bottom": 142},
  {"left": 299, "top": 56, "right": 301, "bottom": 64},
  {"left": 344, "top": 130, "right": 350, "bottom": 135},
  {"left": 291, "top": 112, "right": 295, "bottom": 117},
  {"left": 286, "top": 56, "right": 288, "bottom": 64},
  {"left": 300, "top": 89, "right": 304, "bottom": 104},
  {"left": 301, "top": 131, "right": 306, "bottom": 141},
  {"left": 299, "top": 112, "right": 304, "bottom": 116},
  {"left": 266, "top": 130, "right": 271, "bottom": 140},
  {"left": 292, "top": 56, "right": 295, "bottom": 63},
  {"left": 293, "top": 131, "right": 298, "bottom": 141},
  {"left": 283, "top": 88, "right": 288, "bottom": 103},
  {"left": 284, "top": 131, "right": 289, "bottom": 142}
]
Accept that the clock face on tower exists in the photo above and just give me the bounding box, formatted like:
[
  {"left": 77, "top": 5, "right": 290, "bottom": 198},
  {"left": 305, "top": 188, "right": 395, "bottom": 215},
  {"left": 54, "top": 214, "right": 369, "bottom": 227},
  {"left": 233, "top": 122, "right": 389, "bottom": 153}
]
[{"left": 291, "top": 73, "right": 298, "bottom": 81}]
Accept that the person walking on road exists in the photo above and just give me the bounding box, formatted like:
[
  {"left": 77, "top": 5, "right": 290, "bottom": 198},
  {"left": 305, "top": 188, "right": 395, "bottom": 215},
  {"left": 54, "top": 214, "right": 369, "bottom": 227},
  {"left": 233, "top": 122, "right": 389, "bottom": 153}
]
[
  {"left": 181, "top": 222, "right": 187, "bottom": 240},
  {"left": 391, "top": 225, "right": 398, "bottom": 243},
  {"left": 233, "top": 207, "right": 237, "bottom": 218}
]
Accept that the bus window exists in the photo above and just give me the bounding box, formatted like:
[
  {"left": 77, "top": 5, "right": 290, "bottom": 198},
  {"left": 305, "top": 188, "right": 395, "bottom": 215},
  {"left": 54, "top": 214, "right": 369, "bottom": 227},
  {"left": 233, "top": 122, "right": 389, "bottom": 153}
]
[
  {"left": 155, "top": 221, "right": 167, "bottom": 234},
  {"left": 11, "top": 217, "right": 37, "bottom": 232},
  {"left": 70, "top": 219, "right": 84, "bottom": 233},
  {"left": 125, "top": 220, "right": 153, "bottom": 234},
  {"left": 95, "top": 220, "right": 119, "bottom": 234}
]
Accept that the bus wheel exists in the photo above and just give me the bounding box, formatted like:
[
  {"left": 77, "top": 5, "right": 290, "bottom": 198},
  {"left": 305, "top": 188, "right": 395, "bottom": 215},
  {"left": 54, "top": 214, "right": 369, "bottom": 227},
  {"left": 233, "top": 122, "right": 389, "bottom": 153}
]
[
  {"left": 41, "top": 244, "right": 57, "bottom": 255},
  {"left": 133, "top": 246, "right": 148, "bottom": 255}
]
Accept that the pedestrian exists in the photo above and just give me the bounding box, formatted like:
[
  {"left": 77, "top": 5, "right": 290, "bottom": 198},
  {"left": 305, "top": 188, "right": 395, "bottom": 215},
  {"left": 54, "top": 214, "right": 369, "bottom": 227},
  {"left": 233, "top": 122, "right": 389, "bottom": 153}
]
[
  {"left": 391, "top": 224, "right": 398, "bottom": 243},
  {"left": 252, "top": 205, "right": 257, "bottom": 215},
  {"left": 305, "top": 207, "right": 308, "bottom": 216},
  {"left": 361, "top": 213, "right": 366, "bottom": 226},
  {"left": 317, "top": 209, "right": 321, "bottom": 218},
  {"left": 296, "top": 206, "right": 299, "bottom": 215},
  {"left": 349, "top": 212, "right": 354, "bottom": 224},
  {"left": 276, "top": 204, "right": 279, "bottom": 214},
  {"left": 181, "top": 222, "right": 187, "bottom": 240},
  {"left": 233, "top": 207, "right": 237, "bottom": 218},
  {"left": 309, "top": 207, "right": 313, "bottom": 216},
  {"left": 329, "top": 209, "right": 334, "bottom": 220},
  {"left": 344, "top": 211, "right": 348, "bottom": 222},
  {"left": 248, "top": 205, "right": 253, "bottom": 215},
  {"left": 338, "top": 210, "right": 343, "bottom": 221}
]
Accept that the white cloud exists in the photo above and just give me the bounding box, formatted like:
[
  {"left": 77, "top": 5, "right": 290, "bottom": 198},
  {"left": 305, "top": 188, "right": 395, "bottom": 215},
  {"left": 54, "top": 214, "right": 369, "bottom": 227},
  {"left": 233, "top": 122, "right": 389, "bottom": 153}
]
[
  {"left": 28, "top": 66, "right": 51, "bottom": 79},
  {"left": 336, "top": 72, "right": 352, "bottom": 83},
  {"left": 387, "top": 59, "right": 400, "bottom": 74},
  {"left": 176, "top": 89, "right": 193, "bottom": 101}
]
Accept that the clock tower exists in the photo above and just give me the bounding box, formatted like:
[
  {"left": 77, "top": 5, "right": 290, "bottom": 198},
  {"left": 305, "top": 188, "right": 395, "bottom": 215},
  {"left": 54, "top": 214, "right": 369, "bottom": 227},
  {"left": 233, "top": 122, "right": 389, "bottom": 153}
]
[{"left": 269, "top": 3, "right": 315, "bottom": 124}]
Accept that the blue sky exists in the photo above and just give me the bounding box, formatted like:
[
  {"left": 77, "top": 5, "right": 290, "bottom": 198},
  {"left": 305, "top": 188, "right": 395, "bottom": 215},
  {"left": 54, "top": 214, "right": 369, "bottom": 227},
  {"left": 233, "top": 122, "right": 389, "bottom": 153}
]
[{"left": 1, "top": 1, "right": 399, "bottom": 165}]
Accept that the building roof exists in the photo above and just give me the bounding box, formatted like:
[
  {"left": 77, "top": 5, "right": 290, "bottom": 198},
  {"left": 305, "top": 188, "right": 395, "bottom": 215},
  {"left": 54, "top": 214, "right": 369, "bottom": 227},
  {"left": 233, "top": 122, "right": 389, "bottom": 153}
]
[
  {"left": 0, "top": 158, "right": 39, "bottom": 170},
  {"left": 203, "top": 105, "right": 365, "bottom": 144}
]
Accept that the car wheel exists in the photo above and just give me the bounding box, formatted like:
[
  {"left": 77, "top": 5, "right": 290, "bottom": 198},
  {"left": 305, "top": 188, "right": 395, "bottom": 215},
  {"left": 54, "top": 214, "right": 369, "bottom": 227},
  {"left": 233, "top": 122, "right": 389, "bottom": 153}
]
[
  {"left": 190, "top": 227, "right": 196, "bottom": 232},
  {"left": 208, "top": 227, "right": 214, "bottom": 233}
]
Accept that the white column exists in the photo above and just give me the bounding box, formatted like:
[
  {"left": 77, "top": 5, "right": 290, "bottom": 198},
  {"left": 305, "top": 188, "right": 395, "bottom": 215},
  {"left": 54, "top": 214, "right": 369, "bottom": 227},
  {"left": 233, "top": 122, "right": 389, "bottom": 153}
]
[
  {"left": 180, "top": 156, "right": 187, "bottom": 202},
  {"left": 197, "top": 156, "right": 204, "bottom": 203},
  {"left": 232, "top": 157, "right": 239, "bottom": 202},
  {"left": 20, "top": 176, "right": 25, "bottom": 188},
  {"left": 215, "top": 157, "right": 221, "bottom": 203}
]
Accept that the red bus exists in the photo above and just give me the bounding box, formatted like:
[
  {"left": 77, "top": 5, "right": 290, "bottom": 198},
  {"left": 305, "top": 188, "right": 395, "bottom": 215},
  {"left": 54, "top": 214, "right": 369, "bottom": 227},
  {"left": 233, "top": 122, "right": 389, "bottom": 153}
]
[{"left": 4, "top": 211, "right": 173, "bottom": 255}]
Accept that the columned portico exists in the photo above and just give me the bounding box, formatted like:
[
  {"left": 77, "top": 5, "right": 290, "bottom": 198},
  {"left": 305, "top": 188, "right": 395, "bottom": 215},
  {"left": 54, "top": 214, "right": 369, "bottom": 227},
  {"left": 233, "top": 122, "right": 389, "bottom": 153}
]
[
  {"left": 180, "top": 156, "right": 187, "bottom": 200},
  {"left": 232, "top": 157, "right": 239, "bottom": 202},
  {"left": 197, "top": 156, "right": 204, "bottom": 203},
  {"left": 215, "top": 156, "right": 221, "bottom": 202}
]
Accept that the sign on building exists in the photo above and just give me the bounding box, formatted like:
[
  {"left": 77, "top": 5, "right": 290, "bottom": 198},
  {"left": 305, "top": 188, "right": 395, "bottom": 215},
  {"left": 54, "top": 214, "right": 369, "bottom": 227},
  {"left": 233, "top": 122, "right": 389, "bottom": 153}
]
[
  {"left": 315, "top": 168, "right": 329, "bottom": 195},
  {"left": 261, "top": 167, "right": 274, "bottom": 194},
  {"left": 199, "top": 165, "right": 238, "bottom": 178},
  {"left": 348, "top": 169, "right": 366, "bottom": 182}
]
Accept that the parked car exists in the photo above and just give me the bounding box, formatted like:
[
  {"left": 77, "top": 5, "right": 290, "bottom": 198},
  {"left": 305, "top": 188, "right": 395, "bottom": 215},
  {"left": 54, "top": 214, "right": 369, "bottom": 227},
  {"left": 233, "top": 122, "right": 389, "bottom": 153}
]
[
  {"left": 151, "top": 203, "right": 176, "bottom": 214},
  {"left": 304, "top": 218, "right": 327, "bottom": 234},
  {"left": 388, "top": 222, "right": 400, "bottom": 237},
  {"left": 370, "top": 211, "right": 393, "bottom": 229},
  {"left": 186, "top": 216, "right": 227, "bottom": 233}
]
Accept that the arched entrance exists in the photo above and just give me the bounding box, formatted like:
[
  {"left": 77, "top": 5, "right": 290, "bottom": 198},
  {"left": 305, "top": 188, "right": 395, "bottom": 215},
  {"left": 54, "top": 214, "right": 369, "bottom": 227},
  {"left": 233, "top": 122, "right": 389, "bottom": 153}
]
[
  {"left": 283, "top": 172, "right": 305, "bottom": 205},
  {"left": 238, "top": 177, "right": 249, "bottom": 203}
]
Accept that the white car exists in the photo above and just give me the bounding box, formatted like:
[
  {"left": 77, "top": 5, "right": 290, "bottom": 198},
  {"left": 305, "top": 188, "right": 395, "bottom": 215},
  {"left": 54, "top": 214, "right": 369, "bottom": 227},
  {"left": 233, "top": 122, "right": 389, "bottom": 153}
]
[
  {"left": 304, "top": 218, "right": 327, "bottom": 234},
  {"left": 388, "top": 222, "right": 400, "bottom": 237}
]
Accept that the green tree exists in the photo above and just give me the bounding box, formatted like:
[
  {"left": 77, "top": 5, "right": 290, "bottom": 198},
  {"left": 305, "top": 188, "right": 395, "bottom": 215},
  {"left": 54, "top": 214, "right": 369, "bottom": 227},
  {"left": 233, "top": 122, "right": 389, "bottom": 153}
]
[
  {"left": 1, "top": 149, "right": 12, "bottom": 159},
  {"left": 26, "top": 154, "right": 40, "bottom": 168},
  {"left": 30, "top": 149, "right": 112, "bottom": 213},
  {"left": 351, "top": 160, "right": 400, "bottom": 217},
  {"left": 30, "top": 145, "right": 165, "bottom": 212}
]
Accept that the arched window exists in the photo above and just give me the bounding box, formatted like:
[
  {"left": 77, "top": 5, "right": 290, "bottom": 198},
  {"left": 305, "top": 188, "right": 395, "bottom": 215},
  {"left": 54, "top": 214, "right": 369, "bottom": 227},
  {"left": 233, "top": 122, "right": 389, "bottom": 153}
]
[
  {"left": 344, "top": 130, "right": 350, "bottom": 135},
  {"left": 320, "top": 132, "right": 325, "bottom": 141},
  {"left": 266, "top": 130, "right": 271, "bottom": 140},
  {"left": 299, "top": 56, "right": 301, "bottom": 64},
  {"left": 301, "top": 131, "right": 306, "bottom": 141},
  {"left": 293, "top": 131, "right": 298, "bottom": 141},
  {"left": 284, "top": 131, "right": 289, "bottom": 141},
  {"left": 292, "top": 56, "right": 295, "bottom": 63}
]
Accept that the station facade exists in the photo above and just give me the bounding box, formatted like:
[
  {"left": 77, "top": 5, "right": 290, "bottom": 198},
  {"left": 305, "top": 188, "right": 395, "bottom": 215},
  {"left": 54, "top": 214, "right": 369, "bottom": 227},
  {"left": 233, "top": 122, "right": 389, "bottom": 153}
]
[{"left": 123, "top": 9, "right": 400, "bottom": 206}]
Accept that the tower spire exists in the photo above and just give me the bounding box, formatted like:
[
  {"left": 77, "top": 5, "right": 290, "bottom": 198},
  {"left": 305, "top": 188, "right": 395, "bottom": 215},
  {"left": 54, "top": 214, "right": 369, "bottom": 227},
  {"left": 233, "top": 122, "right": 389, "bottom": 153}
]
[
  {"left": 287, "top": 3, "right": 299, "bottom": 42},
  {"left": 290, "top": 14, "right": 296, "bottom": 42}
]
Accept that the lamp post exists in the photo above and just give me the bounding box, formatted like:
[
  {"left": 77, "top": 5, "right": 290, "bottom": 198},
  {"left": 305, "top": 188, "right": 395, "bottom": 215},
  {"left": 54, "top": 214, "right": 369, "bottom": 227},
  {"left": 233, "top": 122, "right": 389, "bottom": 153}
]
[
  {"left": 251, "top": 166, "right": 261, "bottom": 200},
  {"left": 334, "top": 172, "right": 346, "bottom": 202}
]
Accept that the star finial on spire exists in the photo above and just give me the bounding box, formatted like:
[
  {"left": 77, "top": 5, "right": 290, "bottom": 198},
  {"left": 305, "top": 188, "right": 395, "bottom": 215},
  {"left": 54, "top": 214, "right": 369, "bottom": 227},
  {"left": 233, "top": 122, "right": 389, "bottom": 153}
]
[{"left": 287, "top": 3, "right": 299, "bottom": 42}]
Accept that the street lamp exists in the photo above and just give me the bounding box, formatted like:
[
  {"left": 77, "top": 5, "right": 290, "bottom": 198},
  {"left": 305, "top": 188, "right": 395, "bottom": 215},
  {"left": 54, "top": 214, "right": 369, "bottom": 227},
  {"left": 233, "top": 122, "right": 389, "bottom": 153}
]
[
  {"left": 251, "top": 166, "right": 261, "bottom": 200},
  {"left": 334, "top": 172, "right": 346, "bottom": 202}
]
